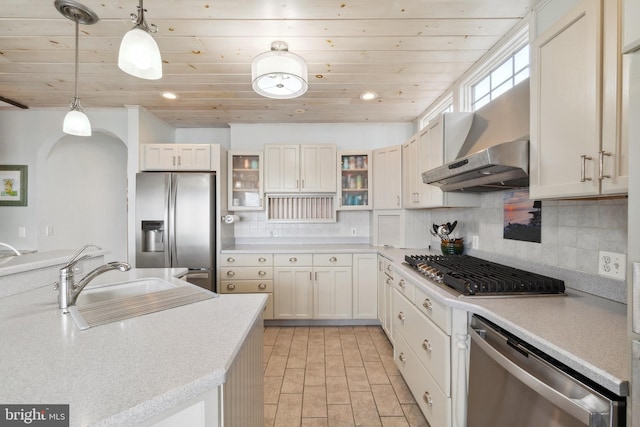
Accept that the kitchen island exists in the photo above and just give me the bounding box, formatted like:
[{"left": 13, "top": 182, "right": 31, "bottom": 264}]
[{"left": 0, "top": 268, "right": 267, "bottom": 427}]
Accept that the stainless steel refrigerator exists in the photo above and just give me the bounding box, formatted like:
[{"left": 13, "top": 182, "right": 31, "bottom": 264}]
[{"left": 135, "top": 172, "right": 216, "bottom": 292}]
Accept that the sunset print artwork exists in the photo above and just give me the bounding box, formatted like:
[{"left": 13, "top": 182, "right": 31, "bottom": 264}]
[{"left": 503, "top": 189, "right": 541, "bottom": 243}]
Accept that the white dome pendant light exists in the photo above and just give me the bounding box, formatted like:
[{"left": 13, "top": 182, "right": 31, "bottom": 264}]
[
  {"left": 251, "top": 41, "right": 308, "bottom": 99},
  {"left": 118, "top": 0, "right": 162, "bottom": 80},
  {"left": 55, "top": 0, "right": 99, "bottom": 137}
]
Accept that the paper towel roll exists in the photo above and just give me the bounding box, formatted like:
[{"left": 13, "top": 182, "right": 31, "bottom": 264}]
[{"left": 222, "top": 215, "right": 240, "bottom": 224}]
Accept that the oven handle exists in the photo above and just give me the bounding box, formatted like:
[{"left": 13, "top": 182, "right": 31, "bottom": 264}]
[{"left": 469, "top": 324, "right": 611, "bottom": 427}]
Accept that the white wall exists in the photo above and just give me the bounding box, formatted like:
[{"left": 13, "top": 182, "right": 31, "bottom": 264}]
[{"left": 0, "top": 108, "right": 129, "bottom": 257}]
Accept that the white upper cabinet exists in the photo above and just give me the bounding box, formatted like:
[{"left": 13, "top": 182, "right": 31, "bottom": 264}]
[
  {"left": 530, "top": 0, "right": 626, "bottom": 199},
  {"left": 373, "top": 145, "right": 402, "bottom": 209},
  {"left": 141, "top": 144, "right": 211, "bottom": 171},
  {"left": 623, "top": 0, "right": 640, "bottom": 52},
  {"left": 264, "top": 144, "right": 336, "bottom": 193}
]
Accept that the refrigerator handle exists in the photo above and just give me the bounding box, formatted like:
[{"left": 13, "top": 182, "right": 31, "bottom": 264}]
[{"left": 168, "top": 174, "right": 178, "bottom": 267}]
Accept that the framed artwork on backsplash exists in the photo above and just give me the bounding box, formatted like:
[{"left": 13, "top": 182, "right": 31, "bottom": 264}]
[
  {"left": 0, "top": 165, "right": 27, "bottom": 206},
  {"left": 503, "top": 189, "right": 541, "bottom": 243}
]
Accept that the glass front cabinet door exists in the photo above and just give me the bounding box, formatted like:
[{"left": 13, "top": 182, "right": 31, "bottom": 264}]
[
  {"left": 337, "top": 151, "right": 372, "bottom": 210},
  {"left": 228, "top": 151, "right": 263, "bottom": 210}
]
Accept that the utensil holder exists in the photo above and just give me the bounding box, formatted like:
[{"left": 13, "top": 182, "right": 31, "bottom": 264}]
[{"left": 441, "top": 239, "right": 464, "bottom": 255}]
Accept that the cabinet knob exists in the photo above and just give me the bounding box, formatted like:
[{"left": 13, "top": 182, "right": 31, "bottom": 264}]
[
  {"left": 226, "top": 257, "right": 235, "bottom": 263},
  {"left": 258, "top": 257, "right": 267, "bottom": 263},
  {"left": 227, "top": 283, "right": 236, "bottom": 291},
  {"left": 226, "top": 270, "right": 235, "bottom": 277},
  {"left": 258, "top": 283, "right": 267, "bottom": 290},
  {"left": 422, "top": 339, "right": 432, "bottom": 353},
  {"left": 399, "top": 352, "right": 406, "bottom": 363},
  {"left": 423, "top": 298, "right": 432, "bottom": 310},
  {"left": 386, "top": 277, "right": 392, "bottom": 285},
  {"left": 423, "top": 392, "right": 433, "bottom": 406},
  {"left": 398, "top": 279, "right": 405, "bottom": 288},
  {"left": 329, "top": 256, "right": 337, "bottom": 262},
  {"left": 289, "top": 257, "right": 297, "bottom": 263},
  {"left": 397, "top": 311, "right": 405, "bottom": 321},
  {"left": 258, "top": 270, "right": 267, "bottom": 276}
]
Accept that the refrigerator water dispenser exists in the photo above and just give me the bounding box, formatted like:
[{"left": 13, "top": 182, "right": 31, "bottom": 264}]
[{"left": 142, "top": 221, "right": 164, "bottom": 252}]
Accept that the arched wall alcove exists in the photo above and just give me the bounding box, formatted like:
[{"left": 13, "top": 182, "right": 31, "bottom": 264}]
[{"left": 36, "top": 131, "right": 128, "bottom": 262}]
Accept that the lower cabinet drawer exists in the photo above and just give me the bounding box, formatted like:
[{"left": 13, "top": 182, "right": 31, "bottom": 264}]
[
  {"left": 312, "top": 253, "right": 352, "bottom": 267},
  {"left": 221, "top": 253, "right": 273, "bottom": 266},
  {"left": 414, "top": 286, "right": 452, "bottom": 334},
  {"left": 392, "top": 288, "right": 451, "bottom": 395},
  {"left": 394, "top": 330, "right": 451, "bottom": 427},
  {"left": 220, "top": 280, "right": 273, "bottom": 293},
  {"left": 273, "top": 254, "right": 313, "bottom": 266},
  {"left": 221, "top": 266, "right": 273, "bottom": 280}
]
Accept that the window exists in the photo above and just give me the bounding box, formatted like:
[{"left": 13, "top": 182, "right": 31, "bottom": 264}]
[
  {"left": 419, "top": 94, "right": 453, "bottom": 129},
  {"left": 471, "top": 44, "right": 529, "bottom": 111}
]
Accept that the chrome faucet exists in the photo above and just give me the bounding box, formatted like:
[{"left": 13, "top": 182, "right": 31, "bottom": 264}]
[{"left": 55, "top": 244, "right": 131, "bottom": 313}]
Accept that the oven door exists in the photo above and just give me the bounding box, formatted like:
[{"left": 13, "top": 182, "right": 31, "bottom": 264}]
[{"left": 467, "top": 315, "right": 624, "bottom": 427}]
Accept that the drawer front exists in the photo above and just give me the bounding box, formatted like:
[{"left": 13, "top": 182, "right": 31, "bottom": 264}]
[
  {"left": 414, "top": 286, "right": 452, "bottom": 334},
  {"left": 221, "top": 266, "right": 273, "bottom": 280},
  {"left": 220, "top": 280, "right": 273, "bottom": 294},
  {"left": 392, "top": 290, "right": 450, "bottom": 395},
  {"left": 273, "top": 253, "right": 313, "bottom": 266},
  {"left": 394, "top": 330, "right": 451, "bottom": 427},
  {"left": 221, "top": 253, "right": 273, "bottom": 266},
  {"left": 382, "top": 258, "right": 394, "bottom": 279},
  {"left": 312, "top": 253, "right": 352, "bottom": 267},
  {"left": 392, "top": 272, "right": 415, "bottom": 301}
]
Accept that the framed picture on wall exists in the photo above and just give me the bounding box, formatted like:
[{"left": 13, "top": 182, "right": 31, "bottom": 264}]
[{"left": 0, "top": 165, "right": 27, "bottom": 206}]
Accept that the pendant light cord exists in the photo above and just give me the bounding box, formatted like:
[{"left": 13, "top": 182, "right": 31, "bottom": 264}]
[{"left": 73, "top": 17, "right": 79, "bottom": 104}]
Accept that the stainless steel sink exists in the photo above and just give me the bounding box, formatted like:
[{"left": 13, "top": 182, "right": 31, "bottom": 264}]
[
  {"left": 76, "top": 278, "right": 177, "bottom": 305},
  {"left": 68, "top": 278, "right": 216, "bottom": 330}
]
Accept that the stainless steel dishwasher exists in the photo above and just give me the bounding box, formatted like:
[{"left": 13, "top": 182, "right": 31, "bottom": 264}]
[{"left": 467, "top": 315, "right": 625, "bottom": 427}]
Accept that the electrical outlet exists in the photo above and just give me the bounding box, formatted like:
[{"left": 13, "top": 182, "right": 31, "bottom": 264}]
[
  {"left": 598, "top": 251, "right": 626, "bottom": 280},
  {"left": 351, "top": 228, "right": 357, "bottom": 236},
  {"left": 472, "top": 235, "right": 479, "bottom": 250},
  {"left": 18, "top": 226, "right": 26, "bottom": 238}
]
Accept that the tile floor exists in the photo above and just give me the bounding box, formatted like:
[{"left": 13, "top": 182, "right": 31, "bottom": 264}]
[{"left": 263, "top": 325, "right": 430, "bottom": 427}]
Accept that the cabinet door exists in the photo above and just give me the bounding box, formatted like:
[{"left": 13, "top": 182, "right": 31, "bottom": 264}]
[
  {"left": 143, "top": 144, "right": 177, "bottom": 170},
  {"left": 314, "top": 267, "right": 352, "bottom": 319},
  {"left": 228, "top": 152, "right": 264, "bottom": 210},
  {"left": 300, "top": 145, "right": 337, "bottom": 192},
  {"left": 530, "top": 0, "right": 601, "bottom": 198},
  {"left": 177, "top": 145, "right": 211, "bottom": 170},
  {"left": 264, "top": 145, "right": 300, "bottom": 192},
  {"left": 273, "top": 267, "right": 313, "bottom": 319},
  {"left": 402, "top": 136, "right": 419, "bottom": 208},
  {"left": 373, "top": 145, "right": 402, "bottom": 209},
  {"left": 353, "top": 254, "right": 377, "bottom": 319}
]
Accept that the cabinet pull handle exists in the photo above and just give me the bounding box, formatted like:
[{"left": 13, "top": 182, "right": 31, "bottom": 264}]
[
  {"left": 258, "top": 283, "right": 267, "bottom": 290},
  {"left": 258, "top": 270, "right": 267, "bottom": 276},
  {"left": 310, "top": 272, "right": 313, "bottom": 281},
  {"left": 386, "top": 264, "right": 392, "bottom": 272},
  {"left": 399, "top": 352, "right": 406, "bottom": 362},
  {"left": 302, "top": 179, "right": 305, "bottom": 188},
  {"left": 329, "top": 256, "right": 337, "bottom": 262},
  {"left": 599, "top": 151, "right": 612, "bottom": 180},
  {"left": 315, "top": 272, "right": 318, "bottom": 281},
  {"left": 397, "top": 195, "right": 400, "bottom": 206},
  {"left": 423, "top": 298, "right": 432, "bottom": 310},
  {"left": 172, "top": 156, "right": 177, "bottom": 166},
  {"left": 289, "top": 257, "right": 297, "bottom": 262},
  {"left": 226, "top": 257, "right": 235, "bottom": 263},
  {"left": 580, "top": 155, "right": 593, "bottom": 182},
  {"left": 397, "top": 311, "right": 405, "bottom": 321},
  {"left": 296, "top": 179, "right": 299, "bottom": 189},
  {"left": 399, "top": 279, "right": 405, "bottom": 288},
  {"left": 177, "top": 156, "right": 182, "bottom": 166},
  {"left": 422, "top": 339, "right": 432, "bottom": 352},
  {"left": 227, "top": 283, "right": 235, "bottom": 290},
  {"left": 258, "top": 257, "right": 267, "bottom": 263},
  {"left": 386, "top": 278, "right": 392, "bottom": 285},
  {"left": 226, "top": 271, "right": 235, "bottom": 277},
  {"left": 423, "top": 392, "right": 433, "bottom": 406}
]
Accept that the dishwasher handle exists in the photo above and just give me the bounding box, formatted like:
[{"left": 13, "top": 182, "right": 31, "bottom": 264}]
[{"left": 469, "top": 324, "right": 612, "bottom": 427}]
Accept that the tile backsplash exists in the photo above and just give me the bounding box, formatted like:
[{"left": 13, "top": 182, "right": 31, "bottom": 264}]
[{"left": 232, "top": 191, "right": 628, "bottom": 279}]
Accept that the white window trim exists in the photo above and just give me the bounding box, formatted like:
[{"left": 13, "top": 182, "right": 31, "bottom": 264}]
[
  {"left": 419, "top": 93, "right": 453, "bottom": 129},
  {"left": 458, "top": 20, "right": 530, "bottom": 112}
]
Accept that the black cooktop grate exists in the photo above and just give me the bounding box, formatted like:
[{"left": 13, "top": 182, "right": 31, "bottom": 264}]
[{"left": 405, "top": 254, "right": 565, "bottom": 296}]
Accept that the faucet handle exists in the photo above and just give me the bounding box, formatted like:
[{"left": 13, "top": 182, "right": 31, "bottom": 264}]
[{"left": 64, "top": 244, "right": 101, "bottom": 268}]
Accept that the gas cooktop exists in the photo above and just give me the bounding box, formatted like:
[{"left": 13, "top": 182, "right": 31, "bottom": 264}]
[{"left": 404, "top": 254, "right": 565, "bottom": 297}]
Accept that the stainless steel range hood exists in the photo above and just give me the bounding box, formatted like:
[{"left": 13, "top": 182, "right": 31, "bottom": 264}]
[
  {"left": 422, "top": 139, "right": 529, "bottom": 192},
  {"left": 422, "top": 79, "right": 530, "bottom": 192}
]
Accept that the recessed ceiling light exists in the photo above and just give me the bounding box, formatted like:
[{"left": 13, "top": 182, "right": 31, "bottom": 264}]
[
  {"left": 360, "top": 91, "right": 377, "bottom": 101},
  {"left": 162, "top": 92, "right": 177, "bottom": 100}
]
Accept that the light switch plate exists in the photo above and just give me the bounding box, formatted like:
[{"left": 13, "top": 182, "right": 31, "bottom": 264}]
[{"left": 598, "top": 251, "right": 626, "bottom": 280}]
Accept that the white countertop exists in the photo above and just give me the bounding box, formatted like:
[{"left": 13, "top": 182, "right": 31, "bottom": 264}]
[
  {"left": 0, "top": 249, "right": 107, "bottom": 277},
  {"left": 221, "top": 243, "right": 378, "bottom": 253},
  {"left": 378, "top": 247, "right": 629, "bottom": 396},
  {"left": 0, "top": 268, "right": 267, "bottom": 426}
]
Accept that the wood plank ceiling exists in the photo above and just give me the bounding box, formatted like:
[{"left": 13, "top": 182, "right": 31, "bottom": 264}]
[{"left": 0, "top": 1, "right": 533, "bottom": 128}]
